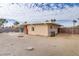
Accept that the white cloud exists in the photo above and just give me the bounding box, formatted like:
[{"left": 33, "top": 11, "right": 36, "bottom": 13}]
[{"left": 0, "top": 3, "right": 79, "bottom": 26}]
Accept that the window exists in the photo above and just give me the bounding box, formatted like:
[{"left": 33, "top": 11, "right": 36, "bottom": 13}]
[
  {"left": 31, "top": 27, "right": 34, "bottom": 31},
  {"left": 50, "top": 25, "right": 52, "bottom": 29}
]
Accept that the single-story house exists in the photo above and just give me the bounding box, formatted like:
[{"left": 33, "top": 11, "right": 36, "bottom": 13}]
[{"left": 23, "top": 22, "right": 61, "bottom": 37}]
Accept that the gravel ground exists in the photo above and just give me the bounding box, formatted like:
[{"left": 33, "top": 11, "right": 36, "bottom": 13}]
[{"left": 0, "top": 32, "right": 79, "bottom": 56}]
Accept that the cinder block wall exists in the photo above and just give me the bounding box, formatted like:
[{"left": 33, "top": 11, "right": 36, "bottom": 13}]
[{"left": 59, "top": 28, "right": 79, "bottom": 34}]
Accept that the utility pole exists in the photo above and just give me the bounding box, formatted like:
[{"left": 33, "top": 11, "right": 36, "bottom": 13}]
[{"left": 72, "top": 20, "right": 77, "bottom": 35}]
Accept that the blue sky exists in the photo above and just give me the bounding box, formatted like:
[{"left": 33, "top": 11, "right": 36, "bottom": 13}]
[{"left": 0, "top": 3, "right": 79, "bottom": 27}]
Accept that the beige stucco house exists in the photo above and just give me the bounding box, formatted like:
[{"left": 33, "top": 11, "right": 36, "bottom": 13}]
[{"left": 23, "top": 22, "right": 61, "bottom": 37}]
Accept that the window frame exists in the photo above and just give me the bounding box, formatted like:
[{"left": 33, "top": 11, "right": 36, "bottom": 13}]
[
  {"left": 50, "top": 25, "right": 52, "bottom": 29},
  {"left": 31, "top": 27, "right": 34, "bottom": 31}
]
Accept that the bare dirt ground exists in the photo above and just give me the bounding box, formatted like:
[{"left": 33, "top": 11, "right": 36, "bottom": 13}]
[{"left": 0, "top": 32, "right": 79, "bottom": 56}]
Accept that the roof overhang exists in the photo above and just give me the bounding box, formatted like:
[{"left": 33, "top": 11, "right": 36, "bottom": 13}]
[{"left": 22, "top": 22, "right": 61, "bottom": 26}]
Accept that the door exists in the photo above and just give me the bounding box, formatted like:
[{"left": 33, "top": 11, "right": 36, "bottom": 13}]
[
  {"left": 24, "top": 25, "right": 28, "bottom": 34},
  {"left": 50, "top": 32, "right": 55, "bottom": 37}
]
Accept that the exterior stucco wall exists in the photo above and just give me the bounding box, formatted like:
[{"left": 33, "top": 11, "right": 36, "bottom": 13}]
[{"left": 27, "top": 24, "right": 48, "bottom": 36}]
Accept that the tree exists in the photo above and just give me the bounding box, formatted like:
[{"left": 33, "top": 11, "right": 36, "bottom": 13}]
[
  {"left": 0, "top": 19, "right": 7, "bottom": 27},
  {"left": 45, "top": 20, "right": 49, "bottom": 22},
  {"left": 24, "top": 21, "right": 27, "bottom": 23},
  {"left": 50, "top": 18, "right": 56, "bottom": 22},
  {"left": 77, "top": 18, "right": 79, "bottom": 25},
  {"left": 14, "top": 21, "right": 19, "bottom": 25},
  {"left": 73, "top": 20, "right": 77, "bottom": 27},
  {"left": 77, "top": 18, "right": 79, "bottom": 20},
  {"left": 45, "top": 19, "right": 56, "bottom": 23}
]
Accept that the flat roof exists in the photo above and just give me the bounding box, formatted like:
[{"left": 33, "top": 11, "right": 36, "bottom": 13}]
[{"left": 23, "top": 22, "right": 61, "bottom": 26}]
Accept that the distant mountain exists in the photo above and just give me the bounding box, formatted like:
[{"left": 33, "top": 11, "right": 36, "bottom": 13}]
[
  {"left": 6, "top": 19, "right": 17, "bottom": 23},
  {"left": 4, "top": 19, "right": 19, "bottom": 27}
]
